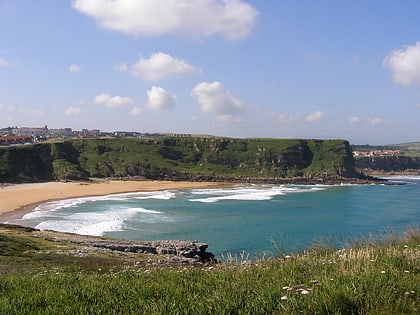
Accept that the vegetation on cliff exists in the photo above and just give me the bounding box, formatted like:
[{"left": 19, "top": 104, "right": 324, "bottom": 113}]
[
  {"left": 0, "top": 224, "right": 418, "bottom": 314},
  {"left": 0, "top": 137, "right": 362, "bottom": 182}
]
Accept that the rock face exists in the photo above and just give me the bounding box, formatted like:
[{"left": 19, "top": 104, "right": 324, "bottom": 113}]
[
  {"left": 41, "top": 231, "right": 215, "bottom": 264},
  {"left": 355, "top": 156, "right": 419, "bottom": 173},
  {"left": 90, "top": 239, "right": 215, "bottom": 264}
]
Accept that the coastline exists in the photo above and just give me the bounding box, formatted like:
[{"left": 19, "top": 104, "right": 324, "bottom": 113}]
[
  {"left": 0, "top": 175, "right": 392, "bottom": 223},
  {"left": 0, "top": 180, "right": 230, "bottom": 222}
]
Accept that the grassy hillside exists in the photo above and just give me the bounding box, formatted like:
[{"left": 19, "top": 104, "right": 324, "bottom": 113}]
[
  {"left": 0, "top": 137, "right": 361, "bottom": 182},
  {"left": 0, "top": 224, "right": 418, "bottom": 314},
  {"left": 395, "top": 142, "right": 420, "bottom": 157}
]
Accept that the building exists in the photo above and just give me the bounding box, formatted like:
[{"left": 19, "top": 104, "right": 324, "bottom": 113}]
[
  {"left": 13, "top": 125, "right": 48, "bottom": 137},
  {"left": 49, "top": 128, "right": 75, "bottom": 137},
  {"left": 0, "top": 135, "right": 32, "bottom": 146}
]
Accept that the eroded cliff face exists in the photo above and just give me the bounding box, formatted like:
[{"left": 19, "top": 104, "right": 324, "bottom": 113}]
[
  {"left": 0, "top": 137, "right": 362, "bottom": 183},
  {"left": 0, "top": 144, "right": 55, "bottom": 182},
  {"left": 355, "top": 156, "right": 419, "bottom": 173}
]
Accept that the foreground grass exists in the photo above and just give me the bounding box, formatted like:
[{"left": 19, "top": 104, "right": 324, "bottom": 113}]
[{"left": 0, "top": 225, "right": 418, "bottom": 314}]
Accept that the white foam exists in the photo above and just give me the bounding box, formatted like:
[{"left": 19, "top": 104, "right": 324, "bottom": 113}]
[
  {"left": 128, "top": 207, "right": 163, "bottom": 214},
  {"left": 22, "top": 190, "right": 176, "bottom": 219},
  {"left": 380, "top": 175, "right": 420, "bottom": 181},
  {"left": 189, "top": 185, "right": 325, "bottom": 203},
  {"left": 133, "top": 190, "right": 177, "bottom": 200},
  {"left": 72, "top": 220, "right": 123, "bottom": 237},
  {"left": 32, "top": 206, "right": 165, "bottom": 236}
]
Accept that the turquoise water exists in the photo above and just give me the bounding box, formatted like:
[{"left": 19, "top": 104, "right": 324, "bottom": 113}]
[{"left": 10, "top": 176, "right": 420, "bottom": 257}]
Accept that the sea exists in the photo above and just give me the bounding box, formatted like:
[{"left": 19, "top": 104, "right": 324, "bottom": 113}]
[{"left": 8, "top": 175, "right": 420, "bottom": 258}]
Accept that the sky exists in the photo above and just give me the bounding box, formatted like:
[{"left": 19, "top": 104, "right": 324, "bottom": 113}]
[{"left": 0, "top": 1, "right": 419, "bottom": 144}]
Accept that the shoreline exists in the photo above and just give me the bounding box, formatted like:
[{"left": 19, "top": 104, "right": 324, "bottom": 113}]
[
  {"left": 0, "top": 174, "right": 399, "bottom": 223},
  {"left": 0, "top": 180, "right": 231, "bottom": 223}
]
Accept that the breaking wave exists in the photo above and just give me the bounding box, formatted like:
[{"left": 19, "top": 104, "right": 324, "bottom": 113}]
[{"left": 188, "top": 185, "right": 325, "bottom": 203}]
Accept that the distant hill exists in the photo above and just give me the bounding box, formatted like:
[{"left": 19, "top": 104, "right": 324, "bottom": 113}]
[
  {"left": 0, "top": 137, "right": 364, "bottom": 183},
  {"left": 394, "top": 142, "right": 420, "bottom": 157}
]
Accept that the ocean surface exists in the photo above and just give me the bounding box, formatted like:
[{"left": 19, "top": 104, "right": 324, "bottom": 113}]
[{"left": 9, "top": 176, "right": 420, "bottom": 258}]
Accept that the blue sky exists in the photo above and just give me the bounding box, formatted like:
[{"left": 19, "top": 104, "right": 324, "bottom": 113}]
[{"left": 0, "top": 0, "right": 419, "bottom": 144}]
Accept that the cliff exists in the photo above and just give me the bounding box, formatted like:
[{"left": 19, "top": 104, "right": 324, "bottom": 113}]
[
  {"left": 0, "top": 137, "right": 364, "bottom": 183},
  {"left": 355, "top": 156, "right": 419, "bottom": 174}
]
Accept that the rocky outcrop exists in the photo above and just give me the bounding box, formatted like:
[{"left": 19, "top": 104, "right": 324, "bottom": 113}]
[
  {"left": 40, "top": 231, "right": 215, "bottom": 264},
  {"left": 89, "top": 239, "right": 214, "bottom": 264}
]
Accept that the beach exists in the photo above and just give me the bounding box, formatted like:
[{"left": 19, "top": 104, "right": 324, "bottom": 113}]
[{"left": 0, "top": 180, "right": 227, "bottom": 222}]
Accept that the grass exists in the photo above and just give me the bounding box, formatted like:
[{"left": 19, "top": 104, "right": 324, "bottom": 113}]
[
  {"left": 0, "top": 224, "right": 418, "bottom": 314},
  {"left": 1, "top": 137, "right": 357, "bottom": 182}
]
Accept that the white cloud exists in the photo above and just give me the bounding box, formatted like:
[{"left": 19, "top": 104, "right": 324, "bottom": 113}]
[
  {"left": 348, "top": 116, "right": 392, "bottom": 125},
  {"left": 383, "top": 42, "right": 420, "bottom": 86},
  {"left": 127, "top": 52, "right": 200, "bottom": 81},
  {"left": 349, "top": 116, "right": 362, "bottom": 124},
  {"left": 0, "top": 57, "right": 10, "bottom": 67},
  {"left": 272, "top": 113, "right": 297, "bottom": 123},
  {"left": 0, "top": 104, "right": 15, "bottom": 112},
  {"left": 78, "top": 99, "right": 89, "bottom": 105},
  {"left": 114, "top": 63, "right": 128, "bottom": 72},
  {"left": 65, "top": 107, "right": 81, "bottom": 115},
  {"left": 130, "top": 106, "right": 142, "bottom": 116},
  {"left": 367, "top": 117, "right": 391, "bottom": 125},
  {"left": 304, "top": 111, "right": 324, "bottom": 123},
  {"left": 146, "top": 86, "right": 177, "bottom": 110},
  {"left": 69, "top": 64, "right": 81, "bottom": 73},
  {"left": 94, "top": 93, "right": 134, "bottom": 108},
  {"left": 72, "top": 0, "right": 258, "bottom": 40},
  {"left": 191, "top": 81, "right": 244, "bottom": 122}
]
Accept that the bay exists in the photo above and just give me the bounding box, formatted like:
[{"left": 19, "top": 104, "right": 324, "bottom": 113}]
[{"left": 10, "top": 176, "right": 420, "bottom": 258}]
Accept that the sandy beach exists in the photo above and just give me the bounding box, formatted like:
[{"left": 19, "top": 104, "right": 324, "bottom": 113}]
[{"left": 0, "top": 180, "right": 228, "bottom": 222}]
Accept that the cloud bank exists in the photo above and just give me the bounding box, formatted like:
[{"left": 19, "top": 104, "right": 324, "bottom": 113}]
[
  {"left": 191, "top": 81, "right": 244, "bottom": 122},
  {"left": 384, "top": 42, "right": 420, "bottom": 86}
]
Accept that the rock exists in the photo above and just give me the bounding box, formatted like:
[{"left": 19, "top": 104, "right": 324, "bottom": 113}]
[{"left": 44, "top": 234, "right": 216, "bottom": 264}]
